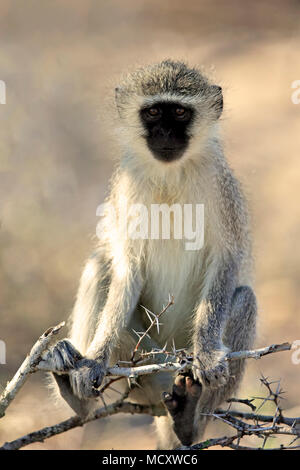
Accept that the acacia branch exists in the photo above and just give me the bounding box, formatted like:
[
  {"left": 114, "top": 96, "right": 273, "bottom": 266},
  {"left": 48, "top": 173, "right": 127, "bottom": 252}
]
[
  {"left": 37, "top": 341, "right": 293, "bottom": 377},
  {"left": 178, "top": 376, "right": 300, "bottom": 450},
  {"left": 2, "top": 378, "right": 300, "bottom": 450},
  {"left": 226, "top": 342, "right": 292, "bottom": 361},
  {"left": 0, "top": 393, "right": 165, "bottom": 450},
  {"left": 0, "top": 320, "right": 293, "bottom": 415},
  {"left": 109, "top": 342, "right": 292, "bottom": 375},
  {"left": 217, "top": 409, "right": 300, "bottom": 426},
  {"left": 0, "top": 320, "right": 297, "bottom": 451}
]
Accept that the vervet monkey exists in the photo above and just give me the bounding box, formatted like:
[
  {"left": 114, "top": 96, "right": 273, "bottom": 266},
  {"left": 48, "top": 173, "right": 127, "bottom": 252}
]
[{"left": 47, "top": 60, "right": 257, "bottom": 449}]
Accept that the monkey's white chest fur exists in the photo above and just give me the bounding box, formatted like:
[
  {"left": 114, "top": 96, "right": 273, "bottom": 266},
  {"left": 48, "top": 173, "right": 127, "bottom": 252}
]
[
  {"left": 119, "top": 177, "right": 208, "bottom": 348},
  {"left": 141, "top": 238, "right": 202, "bottom": 346},
  {"left": 108, "top": 167, "right": 215, "bottom": 352}
]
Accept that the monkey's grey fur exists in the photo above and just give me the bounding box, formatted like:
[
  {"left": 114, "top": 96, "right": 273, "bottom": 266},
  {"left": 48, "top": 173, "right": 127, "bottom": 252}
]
[{"left": 48, "top": 60, "right": 257, "bottom": 449}]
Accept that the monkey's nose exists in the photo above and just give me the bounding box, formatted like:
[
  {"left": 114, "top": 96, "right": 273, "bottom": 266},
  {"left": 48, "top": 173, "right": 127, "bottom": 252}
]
[{"left": 153, "top": 127, "right": 172, "bottom": 139}]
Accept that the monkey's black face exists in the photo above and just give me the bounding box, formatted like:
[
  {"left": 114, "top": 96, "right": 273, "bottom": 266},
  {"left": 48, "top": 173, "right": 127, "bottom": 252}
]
[{"left": 140, "top": 102, "right": 194, "bottom": 162}]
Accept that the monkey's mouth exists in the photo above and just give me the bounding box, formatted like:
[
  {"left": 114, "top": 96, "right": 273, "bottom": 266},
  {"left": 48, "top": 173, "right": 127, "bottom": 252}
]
[{"left": 150, "top": 146, "right": 186, "bottom": 162}]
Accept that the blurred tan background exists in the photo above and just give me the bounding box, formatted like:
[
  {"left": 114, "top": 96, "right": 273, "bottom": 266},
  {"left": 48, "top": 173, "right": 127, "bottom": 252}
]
[{"left": 0, "top": 0, "right": 300, "bottom": 450}]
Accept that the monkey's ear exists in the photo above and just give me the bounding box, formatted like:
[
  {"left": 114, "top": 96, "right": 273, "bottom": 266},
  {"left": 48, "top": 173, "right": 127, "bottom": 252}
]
[{"left": 211, "top": 85, "right": 223, "bottom": 119}]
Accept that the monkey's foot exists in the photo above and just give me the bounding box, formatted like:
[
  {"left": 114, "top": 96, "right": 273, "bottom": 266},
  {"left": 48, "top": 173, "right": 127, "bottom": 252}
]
[{"left": 162, "top": 374, "right": 202, "bottom": 446}]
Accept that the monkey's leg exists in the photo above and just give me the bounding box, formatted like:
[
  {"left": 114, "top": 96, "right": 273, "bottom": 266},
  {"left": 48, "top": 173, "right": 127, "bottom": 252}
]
[
  {"left": 162, "top": 285, "right": 256, "bottom": 447},
  {"left": 223, "top": 285, "right": 257, "bottom": 386},
  {"left": 193, "top": 285, "right": 257, "bottom": 442}
]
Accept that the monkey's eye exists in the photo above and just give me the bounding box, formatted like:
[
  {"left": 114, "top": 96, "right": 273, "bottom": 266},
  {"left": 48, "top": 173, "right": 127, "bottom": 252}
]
[
  {"left": 148, "top": 107, "right": 160, "bottom": 117},
  {"left": 142, "top": 106, "right": 161, "bottom": 121},
  {"left": 175, "top": 107, "right": 186, "bottom": 117}
]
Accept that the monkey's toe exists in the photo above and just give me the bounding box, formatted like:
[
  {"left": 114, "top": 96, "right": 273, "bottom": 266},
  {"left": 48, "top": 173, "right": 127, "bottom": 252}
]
[
  {"left": 162, "top": 375, "right": 187, "bottom": 414},
  {"left": 162, "top": 392, "right": 178, "bottom": 411},
  {"left": 184, "top": 375, "right": 202, "bottom": 398},
  {"left": 163, "top": 374, "right": 202, "bottom": 413},
  {"left": 173, "top": 374, "right": 187, "bottom": 397}
]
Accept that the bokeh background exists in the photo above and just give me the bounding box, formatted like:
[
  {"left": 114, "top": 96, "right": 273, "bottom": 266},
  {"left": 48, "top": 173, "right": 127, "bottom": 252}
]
[{"left": 0, "top": 0, "right": 300, "bottom": 449}]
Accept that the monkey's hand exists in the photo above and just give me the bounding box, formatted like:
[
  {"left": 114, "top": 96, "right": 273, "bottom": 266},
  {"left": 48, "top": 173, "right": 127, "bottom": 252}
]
[
  {"left": 41, "top": 340, "right": 107, "bottom": 399},
  {"left": 193, "top": 348, "right": 230, "bottom": 389},
  {"left": 40, "top": 339, "right": 83, "bottom": 372},
  {"left": 68, "top": 357, "right": 107, "bottom": 399}
]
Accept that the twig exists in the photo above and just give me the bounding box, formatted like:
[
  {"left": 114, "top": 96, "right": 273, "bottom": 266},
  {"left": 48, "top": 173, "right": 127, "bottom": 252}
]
[
  {"left": 107, "top": 361, "right": 188, "bottom": 377},
  {"left": 0, "top": 322, "right": 65, "bottom": 418},
  {"left": 177, "top": 435, "right": 238, "bottom": 450},
  {"left": 224, "top": 342, "right": 292, "bottom": 361},
  {"left": 216, "top": 409, "right": 300, "bottom": 427},
  {"left": 130, "top": 295, "right": 174, "bottom": 363},
  {"left": 226, "top": 397, "right": 256, "bottom": 411}
]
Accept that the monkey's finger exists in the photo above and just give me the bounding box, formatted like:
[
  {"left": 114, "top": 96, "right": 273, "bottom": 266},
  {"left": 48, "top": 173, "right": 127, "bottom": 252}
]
[
  {"left": 89, "top": 364, "right": 105, "bottom": 389},
  {"left": 54, "top": 339, "right": 83, "bottom": 368},
  {"left": 91, "top": 387, "right": 101, "bottom": 397},
  {"left": 40, "top": 340, "right": 82, "bottom": 372},
  {"left": 70, "top": 370, "right": 99, "bottom": 399},
  {"left": 62, "top": 340, "right": 83, "bottom": 362}
]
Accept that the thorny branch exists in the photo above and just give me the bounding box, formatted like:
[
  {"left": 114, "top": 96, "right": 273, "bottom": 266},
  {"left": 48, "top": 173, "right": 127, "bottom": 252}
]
[
  {"left": 130, "top": 295, "right": 175, "bottom": 363},
  {"left": 1, "top": 375, "right": 300, "bottom": 450},
  {"left": 178, "top": 375, "right": 300, "bottom": 451},
  {"left": 0, "top": 301, "right": 299, "bottom": 450},
  {"left": 0, "top": 390, "right": 165, "bottom": 450}
]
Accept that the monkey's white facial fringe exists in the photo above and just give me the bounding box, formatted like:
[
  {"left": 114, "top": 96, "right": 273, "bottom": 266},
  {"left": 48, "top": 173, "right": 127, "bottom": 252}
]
[{"left": 114, "top": 94, "right": 221, "bottom": 187}]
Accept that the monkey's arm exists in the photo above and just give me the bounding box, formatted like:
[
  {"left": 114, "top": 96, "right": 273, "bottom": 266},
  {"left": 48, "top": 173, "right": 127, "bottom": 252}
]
[
  {"left": 87, "top": 266, "right": 143, "bottom": 361},
  {"left": 193, "top": 255, "right": 238, "bottom": 388},
  {"left": 67, "top": 266, "right": 143, "bottom": 399},
  {"left": 48, "top": 251, "right": 143, "bottom": 403}
]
